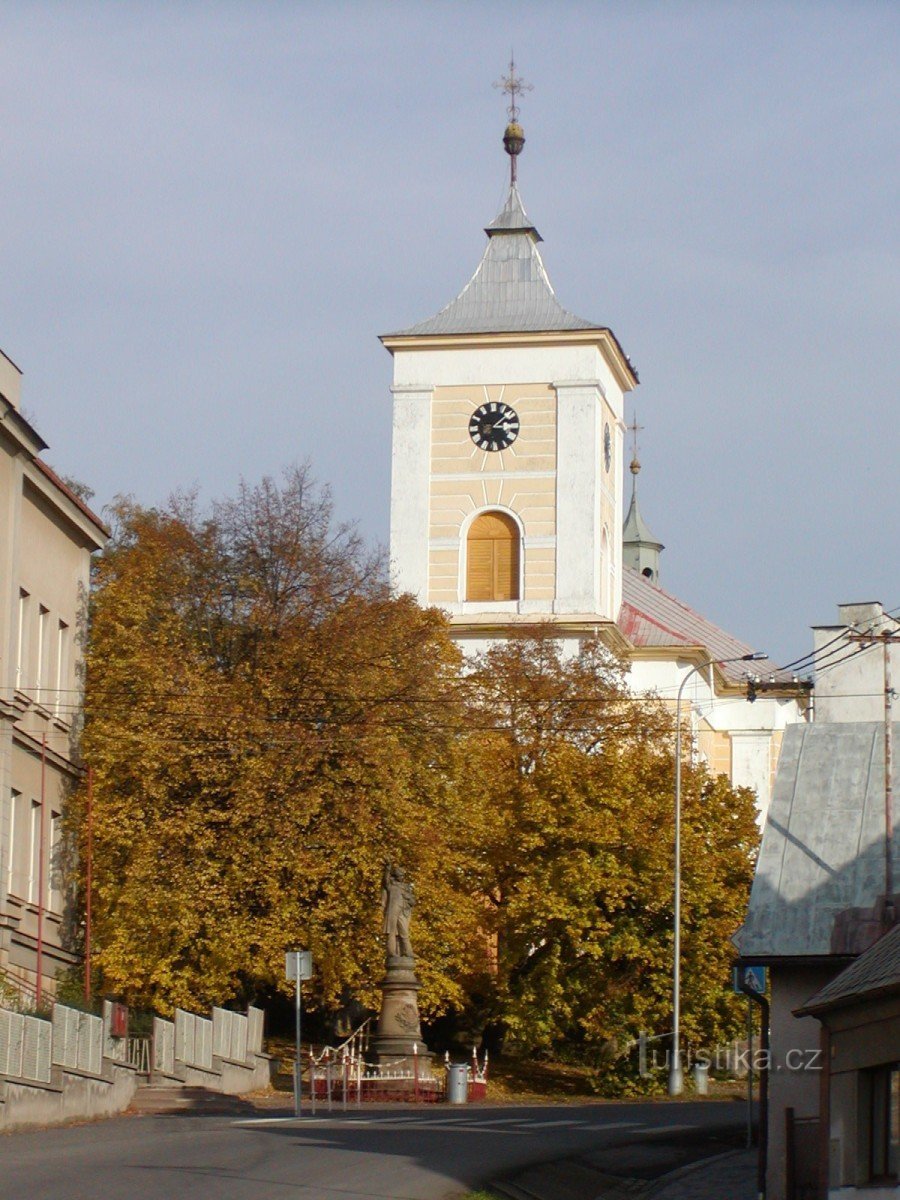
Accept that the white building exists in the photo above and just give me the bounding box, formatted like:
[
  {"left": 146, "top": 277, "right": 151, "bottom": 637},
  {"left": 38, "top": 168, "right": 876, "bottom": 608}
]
[
  {"left": 811, "top": 601, "right": 899, "bottom": 723},
  {"left": 0, "top": 347, "right": 107, "bottom": 1001},
  {"left": 382, "top": 109, "right": 806, "bottom": 816}
]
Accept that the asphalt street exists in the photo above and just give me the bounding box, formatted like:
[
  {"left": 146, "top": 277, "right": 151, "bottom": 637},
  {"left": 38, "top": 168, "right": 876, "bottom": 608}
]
[{"left": 0, "top": 1101, "right": 745, "bottom": 1200}]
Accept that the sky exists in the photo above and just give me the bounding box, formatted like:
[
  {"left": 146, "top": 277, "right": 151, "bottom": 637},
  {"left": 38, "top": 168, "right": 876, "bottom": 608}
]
[{"left": 1, "top": 2, "right": 897, "bottom": 666}]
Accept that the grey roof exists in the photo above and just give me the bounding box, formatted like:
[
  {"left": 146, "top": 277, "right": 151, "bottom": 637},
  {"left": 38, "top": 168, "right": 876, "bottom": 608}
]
[
  {"left": 736, "top": 722, "right": 900, "bottom": 959},
  {"left": 484, "top": 185, "right": 542, "bottom": 236},
  {"left": 390, "top": 184, "right": 601, "bottom": 337},
  {"left": 622, "top": 487, "right": 664, "bottom": 551},
  {"left": 617, "top": 566, "right": 793, "bottom": 684},
  {"left": 798, "top": 921, "right": 900, "bottom": 1015}
]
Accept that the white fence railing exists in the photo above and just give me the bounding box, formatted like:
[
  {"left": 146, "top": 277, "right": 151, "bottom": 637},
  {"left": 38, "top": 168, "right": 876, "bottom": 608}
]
[
  {"left": 0, "top": 1009, "right": 52, "bottom": 1083},
  {"left": 1, "top": 1001, "right": 262, "bottom": 1088},
  {"left": 52, "top": 1005, "right": 103, "bottom": 1077},
  {"left": 247, "top": 1005, "right": 264, "bottom": 1055},
  {"left": 212, "top": 1007, "right": 248, "bottom": 1063},
  {"left": 152, "top": 1017, "right": 175, "bottom": 1075},
  {"left": 174, "top": 1009, "right": 213, "bottom": 1071}
]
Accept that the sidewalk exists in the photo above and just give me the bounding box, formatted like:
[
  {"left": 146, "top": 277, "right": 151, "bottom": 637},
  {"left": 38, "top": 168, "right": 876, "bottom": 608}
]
[
  {"left": 651, "top": 1149, "right": 756, "bottom": 1199},
  {"left": 492, "top": 1146, "right": 757, "bottom": 1200}
]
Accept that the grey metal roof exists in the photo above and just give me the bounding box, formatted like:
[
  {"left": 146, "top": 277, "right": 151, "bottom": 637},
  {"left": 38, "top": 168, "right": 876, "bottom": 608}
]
[
  {"left": 484, "top": 185, "right": 541, "bottom": 236},
  {"left": 736, "top": 722, "right": 900, "bottom": 959},
  {"left": 622, "top": 487, "right": 664, "bottom": 551},
  {"left": 391, "top": 184, "right": 600, "bottom": 337},
  {"left": 617, "top": 566, "right": 791, "bottom": 684},
  {"left": 798, "top": 921, "right": 900, "bottom": 1015}
]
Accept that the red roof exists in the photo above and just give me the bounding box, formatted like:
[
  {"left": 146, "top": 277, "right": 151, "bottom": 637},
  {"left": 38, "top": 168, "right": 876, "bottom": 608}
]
[
  {"left": 618, "top": 567, "right": 794, "bottom": 685},
  {"left": 33, "top": 457, "right": 109, "bottom": 539}
]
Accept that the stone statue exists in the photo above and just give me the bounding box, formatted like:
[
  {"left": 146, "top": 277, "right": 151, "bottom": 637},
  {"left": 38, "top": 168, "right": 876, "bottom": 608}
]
[{"left": 381, "top": 863, "right": 415, "bottom": 959}]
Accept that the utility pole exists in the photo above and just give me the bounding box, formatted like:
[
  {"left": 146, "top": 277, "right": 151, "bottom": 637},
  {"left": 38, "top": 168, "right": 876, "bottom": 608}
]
[{"left": 848, "top": 630, "right": 897, "bottom": 920}]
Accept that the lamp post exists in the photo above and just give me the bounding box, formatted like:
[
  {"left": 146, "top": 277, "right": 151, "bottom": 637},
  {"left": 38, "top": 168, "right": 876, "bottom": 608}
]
[{"left": 668, "top": 650, "right": 767, "bottom": 1097}]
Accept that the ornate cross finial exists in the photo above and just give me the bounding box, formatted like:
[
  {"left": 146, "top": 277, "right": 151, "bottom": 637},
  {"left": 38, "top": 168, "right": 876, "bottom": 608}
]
[
  {"left": 494, "top": 55, "right": 533, "bottom": 122},
  {"left": 628, "top": 414, "right": 644, "bottom": 477}
]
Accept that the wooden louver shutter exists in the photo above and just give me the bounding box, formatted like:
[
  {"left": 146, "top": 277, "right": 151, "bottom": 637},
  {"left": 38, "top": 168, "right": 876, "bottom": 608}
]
[{"left": 467, "top": 512, "right": 520, "bottom": 601}]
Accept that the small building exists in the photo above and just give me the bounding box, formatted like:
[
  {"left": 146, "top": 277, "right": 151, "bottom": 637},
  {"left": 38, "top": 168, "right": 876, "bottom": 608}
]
[
  {"left": 0, "top": 348, "right": 107, "bottom": 1001},
  {"left": 737, "top": 720, "right": 899, "bottom": 1200},
  {"left": 811, "top": 602, "right": 899, "bottom": 723},
  {"left": 796, "top": 922, "right": 900, "bottom": 1197}
]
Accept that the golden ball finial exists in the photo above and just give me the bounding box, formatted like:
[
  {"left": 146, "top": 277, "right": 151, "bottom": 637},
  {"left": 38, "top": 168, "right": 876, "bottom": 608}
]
[
  {"left": 630, "top": 457, "right": 641, "bottom": 476},
  {"left": 503, "top": 121, "right": 525, "bottom": 157}
]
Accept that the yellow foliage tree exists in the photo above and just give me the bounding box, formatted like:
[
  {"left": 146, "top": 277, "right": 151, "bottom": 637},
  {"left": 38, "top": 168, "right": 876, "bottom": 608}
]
[
  {"left": 72, "top": 468, "right": 484, "bottom": 1015},
  {"left": 71, "top": 473, "right": 757, "bottom": 1067}
]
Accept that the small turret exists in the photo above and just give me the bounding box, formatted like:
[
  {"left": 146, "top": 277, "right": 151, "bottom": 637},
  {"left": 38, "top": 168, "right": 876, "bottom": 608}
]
[{"left": 622, "top": 421, "right": 664, "bottom": 585}]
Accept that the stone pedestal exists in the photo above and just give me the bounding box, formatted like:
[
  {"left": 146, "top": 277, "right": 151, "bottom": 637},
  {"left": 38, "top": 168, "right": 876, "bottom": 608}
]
[{"left": 369, "top": 955, "right": 433, "bottom": 1069}]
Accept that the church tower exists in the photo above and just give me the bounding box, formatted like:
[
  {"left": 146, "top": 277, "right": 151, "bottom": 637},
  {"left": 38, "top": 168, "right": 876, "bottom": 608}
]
[{"left": 381, "top": 66, "right": 638, "bottom": 651}]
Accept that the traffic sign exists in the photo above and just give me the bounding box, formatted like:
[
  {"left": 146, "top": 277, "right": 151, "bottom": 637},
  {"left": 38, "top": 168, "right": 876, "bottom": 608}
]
[
  {"left": 286, "top": 950, "right": 313, "bottom": 981},
  {"left": 733, "top": 965, "right": 766, "bottom": 994}
]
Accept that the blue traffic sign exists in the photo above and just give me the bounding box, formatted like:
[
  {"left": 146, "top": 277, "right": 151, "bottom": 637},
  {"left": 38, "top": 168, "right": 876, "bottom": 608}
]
[{"left": 732, "top": 965, "right": 767, "bottom": 994}]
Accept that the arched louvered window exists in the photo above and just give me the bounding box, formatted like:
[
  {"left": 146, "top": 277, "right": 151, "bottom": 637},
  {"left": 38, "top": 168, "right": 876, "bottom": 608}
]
[{"left": 466, "top": 512, "right": 520, "bottom": 602}]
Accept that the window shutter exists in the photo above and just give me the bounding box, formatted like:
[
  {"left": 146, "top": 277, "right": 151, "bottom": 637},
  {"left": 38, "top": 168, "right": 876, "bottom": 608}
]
[
  {"left": 467, "top": 537, "right": 495, "bottom": 602},
  {"left": 466, "top": 512, "right": 520, "bottom": 601}
]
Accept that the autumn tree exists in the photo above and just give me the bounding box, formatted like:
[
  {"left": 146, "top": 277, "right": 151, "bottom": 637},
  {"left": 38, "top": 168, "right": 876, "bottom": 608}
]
[
  {"left": 71, "top": 466, "right": 485, "bottom": 1015},
  {"left": 72, "top": 475, "right": 757, "bottom": 1067},
  {"left": 452, "top": 627, "right": 759, "bottom": 1063}
]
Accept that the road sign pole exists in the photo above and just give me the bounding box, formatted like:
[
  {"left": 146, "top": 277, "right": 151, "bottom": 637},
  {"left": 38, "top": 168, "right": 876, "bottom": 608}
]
[
  {"left": 294, "top": 971, "right": 302, "bottom": 1117},
  {"left": 286, "top": 950, "right": 313, "bottom": 1119}
]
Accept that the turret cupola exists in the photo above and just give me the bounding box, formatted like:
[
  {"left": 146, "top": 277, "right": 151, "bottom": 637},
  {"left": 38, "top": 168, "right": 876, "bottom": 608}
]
[{"left": 622, "top": 417, "right": 664, "bottom": 585}]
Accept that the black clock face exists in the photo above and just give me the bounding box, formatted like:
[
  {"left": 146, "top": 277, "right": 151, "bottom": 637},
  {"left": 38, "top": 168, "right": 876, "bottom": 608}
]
[
  {"left": 469, "top": 402, "right": 520, "bottom": 452},
  {"left": 603, "top": 423, "right": 612, "bottom": 471}
]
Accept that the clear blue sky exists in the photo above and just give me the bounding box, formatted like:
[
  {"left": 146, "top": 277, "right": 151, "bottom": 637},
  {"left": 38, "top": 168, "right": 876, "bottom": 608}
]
[{"left": 2, "top": 2, "right": 897, "bottom": 665}]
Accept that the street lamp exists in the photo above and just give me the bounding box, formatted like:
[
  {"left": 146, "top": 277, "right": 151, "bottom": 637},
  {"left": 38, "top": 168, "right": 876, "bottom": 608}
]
[{"left": 668, "top": 650, "right": 767, "bottom": 1097}]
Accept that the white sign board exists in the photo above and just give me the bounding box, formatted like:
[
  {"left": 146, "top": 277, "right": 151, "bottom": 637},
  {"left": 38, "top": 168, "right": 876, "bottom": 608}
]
[{"left": 285, "top": 950, "right": 313, "bottom": 982}]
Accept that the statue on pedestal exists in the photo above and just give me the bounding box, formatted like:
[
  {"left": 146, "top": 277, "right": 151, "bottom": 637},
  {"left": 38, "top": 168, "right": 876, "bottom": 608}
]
[
  {"left": 381, "top": 863, "right": 414, "bottom": 960},
  {"left": 370, "top": 861, "right": 432, "bottom": 1070}
]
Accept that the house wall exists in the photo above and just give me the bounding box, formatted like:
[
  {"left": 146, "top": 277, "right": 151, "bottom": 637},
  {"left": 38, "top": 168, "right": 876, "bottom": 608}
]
[
  {"left": 0, "top": 356, "right": 105, "bottom": 999},
  {"left": 813, "top": 603, "right": 899, "bottom": 723},
  {"left": 768, "top": 965, "right": 835, "bottom": 1200},
  {"left": 823, "top": 995, "right": 900, "bottom": 1195}
]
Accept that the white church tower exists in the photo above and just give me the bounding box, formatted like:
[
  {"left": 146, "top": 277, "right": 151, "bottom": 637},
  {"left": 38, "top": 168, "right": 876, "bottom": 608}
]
[
  {"left": 381, "top": 66, "right": 637, "bottom": 653},
  {"left": 381, "top": 66, "right": 808, "bottom": 815}
]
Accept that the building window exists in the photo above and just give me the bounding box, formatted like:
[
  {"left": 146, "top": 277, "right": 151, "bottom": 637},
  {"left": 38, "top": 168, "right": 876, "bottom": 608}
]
[
  {"left": 466, "top": 511, "right": 520, "bottom": 602},
  {"left": 49, "top": 811, "right": 62, "bottom": 913},
  {"left": 5, "top": 790, "right": 19, "bottom": 896},
  {"left": 28, "top": 800, "right": 41, "bottom": 905},
  {"left": 55, "top": 620, "right": 69, "bottom": 719},
  {"left": 16, "top": 589, "right": 29, "bottom": 691},
  {"left": 36, "top": 604, "right": 49, "bottom": 701},
  {"left": 868, "top": 1063, "right": 900, "bottom": 1182}
]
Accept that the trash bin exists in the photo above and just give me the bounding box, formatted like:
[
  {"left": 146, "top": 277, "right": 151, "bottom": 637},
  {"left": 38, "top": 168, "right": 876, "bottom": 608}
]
[
  {"left": 446, "top": 1063, "right": 469, "bottom": 1104},
  {"left": 692, "top": 1062, "right": 709, "bottom": 1095}
]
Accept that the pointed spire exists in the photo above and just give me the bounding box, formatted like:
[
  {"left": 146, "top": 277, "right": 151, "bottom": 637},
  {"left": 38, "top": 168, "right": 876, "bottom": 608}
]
[
  {"left": 385, "top": 61, "right": 605, "bottom": 339},
  {"left": 485, "top": 183, "right": 541, "bottom": 240},
  {"left": 622, "top": 415, "right": 664, "bottom": 586}
]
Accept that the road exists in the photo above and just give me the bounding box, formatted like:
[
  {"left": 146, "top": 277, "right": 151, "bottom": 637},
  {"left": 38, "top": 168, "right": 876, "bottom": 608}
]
[{"left": 0, "top": 1101, "right": 745, "bottom": 1200}]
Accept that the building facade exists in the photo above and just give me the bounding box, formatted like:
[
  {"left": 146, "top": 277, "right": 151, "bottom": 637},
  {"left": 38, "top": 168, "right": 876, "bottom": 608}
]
[
  {"left": 738, "top": 719, "right": 899, "bottom": 1199},
  {"left": 0, "top": 348, "right": 107, "bottom": 1001}
]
